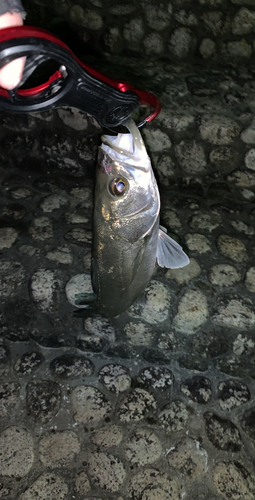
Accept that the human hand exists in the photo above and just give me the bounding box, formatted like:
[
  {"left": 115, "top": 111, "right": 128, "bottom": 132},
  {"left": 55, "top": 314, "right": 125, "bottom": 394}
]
[{"left": 0, "top": 12, "right": 26, "bottom": 89}]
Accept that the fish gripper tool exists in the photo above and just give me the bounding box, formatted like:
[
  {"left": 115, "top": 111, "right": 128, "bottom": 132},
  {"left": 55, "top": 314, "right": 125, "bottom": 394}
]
[{"left": 0, "top": 26, "right": 161, "bottom": 129}]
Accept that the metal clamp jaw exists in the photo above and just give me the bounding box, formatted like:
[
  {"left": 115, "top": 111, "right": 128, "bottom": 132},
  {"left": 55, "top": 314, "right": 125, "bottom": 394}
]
[{"left": 0, "top": 26, "right": 161, "bottom": 129}]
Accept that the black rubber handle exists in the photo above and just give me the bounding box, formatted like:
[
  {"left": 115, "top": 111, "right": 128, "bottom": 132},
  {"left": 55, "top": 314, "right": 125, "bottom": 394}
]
[{"left": 0, "top": 33, "right": 140, "bottom": 128}]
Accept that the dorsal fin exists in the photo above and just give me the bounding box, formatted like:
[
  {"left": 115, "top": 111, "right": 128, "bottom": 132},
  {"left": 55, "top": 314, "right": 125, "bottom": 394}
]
[{"left": 156, "top": 226, "right": 190, "bottom": 269}]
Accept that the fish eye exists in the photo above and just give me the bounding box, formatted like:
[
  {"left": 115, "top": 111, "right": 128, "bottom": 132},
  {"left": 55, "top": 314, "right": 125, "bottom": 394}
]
[{"left": 108, "top": 178, "right": 127, "bottom": 197}]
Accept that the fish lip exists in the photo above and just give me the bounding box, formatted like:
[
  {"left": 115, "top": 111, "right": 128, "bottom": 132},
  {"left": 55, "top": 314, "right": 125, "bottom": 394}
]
[
  {"left": 101, "top": 141, "right": 148, "bottom": 171},
  {"left": 101, "top": 118, "right": 150, "bottom": 172}
]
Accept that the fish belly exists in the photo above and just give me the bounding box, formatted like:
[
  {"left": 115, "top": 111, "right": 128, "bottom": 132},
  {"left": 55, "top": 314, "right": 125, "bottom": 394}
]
[{"left": 92, "top": 220, "right": 158, "bottom": 317}]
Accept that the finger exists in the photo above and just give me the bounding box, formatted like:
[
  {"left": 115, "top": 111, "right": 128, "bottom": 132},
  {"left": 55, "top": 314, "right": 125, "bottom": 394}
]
[
  {"left": 0, "top": 56, "right": 26, "bottom": 89},
  {"left": 0, "top": 12, "right": 25, "bottom": 89}
]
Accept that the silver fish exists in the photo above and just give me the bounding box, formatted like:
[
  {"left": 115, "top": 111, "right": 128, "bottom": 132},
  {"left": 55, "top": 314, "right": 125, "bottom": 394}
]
[{"left": 87, "top": 119, "right": 189, "bottom": 317}]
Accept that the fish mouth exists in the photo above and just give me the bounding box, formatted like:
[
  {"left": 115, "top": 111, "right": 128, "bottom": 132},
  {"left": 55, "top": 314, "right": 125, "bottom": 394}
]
[{"left": 101, "top": 118, "right": 149, "bottom": 171}]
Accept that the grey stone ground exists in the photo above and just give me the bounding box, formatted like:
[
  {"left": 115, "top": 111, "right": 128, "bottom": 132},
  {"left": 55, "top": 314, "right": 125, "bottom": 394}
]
[{"left": 1, "top": 61, "right": 255, "bottom": 499}]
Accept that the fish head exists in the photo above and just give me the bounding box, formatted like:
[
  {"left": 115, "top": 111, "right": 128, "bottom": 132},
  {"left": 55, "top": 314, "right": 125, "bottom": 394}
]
[
  {"left": 95, "top": 129, "right": 160, "bottom": 243},
  {"left": 97, "top": 149, "right": 155, "bottom": 215}
]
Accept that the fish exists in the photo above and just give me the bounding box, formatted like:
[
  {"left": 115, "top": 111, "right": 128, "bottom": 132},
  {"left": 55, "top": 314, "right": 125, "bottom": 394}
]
[{"left": 77, "top": 119, "right": 189, "bottom": 318}]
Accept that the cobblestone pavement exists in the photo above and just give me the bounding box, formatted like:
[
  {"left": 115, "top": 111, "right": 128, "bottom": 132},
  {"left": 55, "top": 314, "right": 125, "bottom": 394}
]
[
  {"left": 1, "top": 62, "right": 255, "bottom": 500},
  {"left": 23, "top": 0, "right": 255, "bottom": 67}
]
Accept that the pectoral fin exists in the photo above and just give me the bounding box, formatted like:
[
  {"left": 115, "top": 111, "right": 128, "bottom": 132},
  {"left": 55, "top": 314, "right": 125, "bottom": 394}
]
[{"left": 156, "top": 226, "right": 190, "bottom": 269}]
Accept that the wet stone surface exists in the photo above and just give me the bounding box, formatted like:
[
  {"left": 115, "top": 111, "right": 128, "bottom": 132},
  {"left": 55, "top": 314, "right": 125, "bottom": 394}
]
[
  {"left": 212, "top": 297, "right": 255, "bottom": 329},
  {"left": 26, "top": 379, "right": 61, "bottom": 423},
  {"left": 137, "top": 366, "right": 174, "bottom": 390},
  {"left": 50, "top": 354, "right": 94, "bottom": 378},
  {"left": 167, "top": 437, "right": 208, "bottom": 481},
  {"left": 0, "top": 260, "right": 26, "bottom": 298},
  {"left": 0, "top": 382, "right": 20, "bottom": 417},
  {"left": 118, "top": 388, "right": 157, "bottom": 423},
  {"left": 71, "top": 386, "right": 112, "bottom": 424},
  {"left": 88, "top": 451, "right": 126, "bottom": 492},
  {"left": 158, "top": 400, "right": 190, "bottom": 434},
  {"left": 1, "top": 62, "right": 255, "bottom": 498},
  {"left": 218, "top": 379, "right": 250, "bottom": 411},
  {"left": 90, "top": 425, "right": 123, "bottom": 447},
  {"left": 241, "top": 408, "right": 255, "bottom": 442},
  {"left": 178, "top": 353, "right": 208, "bottom": 371},
  {"left": 19, "top": 472, "right": 68, "bottom": 500},
  {"left": 0, "top": 426, "right": 34, "bottom": 477},
  {"left": 166, "top": 257, "right": 201, "bottom": 284},
  {"left": 181, "top": 376, "right": 212, "bottom": 403},
  {"left": 124, "top": 428, "right": 162, "bottom": 466},
  {"left": 124, "top": 322, "right": 154, "bottom": 346},
  {"left": 39, "top": 430, "right": 80, "bottom": 467},
  {"left": 204, "top": 412, "right": 242, "bottom": 451},
  {"left": 14, "top": 352, "right": 44, "bottom": 376},
  {"left": 76, "top": 333, "right": 106, "bottom": 352},
  {"left": 98, "top": 364, "right": 131, "bottom": 393},
  {"left": 127, "top": 469, "right": 180, "bottom": 500},
  {"left": 173, "top": 290, "right": 209, "bottom": 334},
  {"left": 0, "top": 345, "right": 9, "bottom": 366},
  {"left": 216, "top": 234, "right": 249, "bottom": 262},
  {"left": 208, "top": 264, "right": 241, "bottom": 286},
  {"left": 30, "top": 269, "right": 58, "bottom": 312},
  {"left": 74, "top": 471, "right": 91, "bottom": 495},
  {"left": 212, "top": 461, "right": 255, "bottom": 500},
  {"left": 128, "top": 280, "right": 171, "bottom": 324}
]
